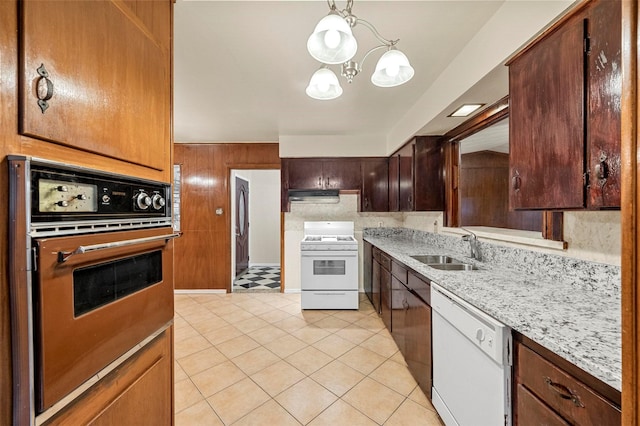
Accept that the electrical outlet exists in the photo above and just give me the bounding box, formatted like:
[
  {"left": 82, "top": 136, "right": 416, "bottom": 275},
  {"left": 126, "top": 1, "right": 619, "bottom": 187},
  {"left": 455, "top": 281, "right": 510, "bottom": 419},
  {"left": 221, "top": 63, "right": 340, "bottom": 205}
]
[{"left": 378, "top": 221, "right": 383, "bottom": 228}]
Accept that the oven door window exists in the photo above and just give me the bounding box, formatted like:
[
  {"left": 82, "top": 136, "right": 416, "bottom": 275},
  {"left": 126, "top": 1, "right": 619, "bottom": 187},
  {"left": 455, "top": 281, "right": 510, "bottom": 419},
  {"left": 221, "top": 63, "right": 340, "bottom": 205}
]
[
  {"left": 73, "top": 250, "right": 162, "bottom": 316},
  {"left": 313, "top": 259, "right": 346, "bottom": 276}
]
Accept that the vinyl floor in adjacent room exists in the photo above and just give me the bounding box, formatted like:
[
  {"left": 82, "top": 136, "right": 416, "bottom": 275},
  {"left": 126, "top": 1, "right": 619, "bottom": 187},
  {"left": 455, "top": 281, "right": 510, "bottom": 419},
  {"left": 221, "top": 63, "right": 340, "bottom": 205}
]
[{"left": 174, "top": 292, "right": 443, "bottom": 425}]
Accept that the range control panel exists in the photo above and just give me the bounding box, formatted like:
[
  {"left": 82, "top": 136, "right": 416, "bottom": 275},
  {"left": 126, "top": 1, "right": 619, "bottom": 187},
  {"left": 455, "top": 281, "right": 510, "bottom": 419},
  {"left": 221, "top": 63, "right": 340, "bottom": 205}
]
[{"left": 31, "top": 165, "right": 170, "bottom": 222}]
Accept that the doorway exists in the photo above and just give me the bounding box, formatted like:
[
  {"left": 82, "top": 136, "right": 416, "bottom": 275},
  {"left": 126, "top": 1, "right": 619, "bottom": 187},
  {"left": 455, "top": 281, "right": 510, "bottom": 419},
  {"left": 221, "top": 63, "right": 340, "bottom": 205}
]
[{"left": 230, "top": 169, "right": 281, "bottom": 292}]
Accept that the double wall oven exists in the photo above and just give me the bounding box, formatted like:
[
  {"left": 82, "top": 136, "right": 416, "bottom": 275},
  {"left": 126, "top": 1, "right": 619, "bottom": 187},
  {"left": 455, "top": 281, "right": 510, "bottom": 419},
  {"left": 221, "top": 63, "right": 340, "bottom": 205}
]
[{"left": 8, "top": 156, "right": 178, "bottom": 424}]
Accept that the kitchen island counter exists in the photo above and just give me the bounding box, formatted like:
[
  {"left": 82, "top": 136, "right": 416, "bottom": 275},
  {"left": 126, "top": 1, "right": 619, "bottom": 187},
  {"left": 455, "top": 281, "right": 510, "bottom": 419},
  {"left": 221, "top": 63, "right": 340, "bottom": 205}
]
[{"left": 364, "top": 228, "right": 621, "bottom": 392}]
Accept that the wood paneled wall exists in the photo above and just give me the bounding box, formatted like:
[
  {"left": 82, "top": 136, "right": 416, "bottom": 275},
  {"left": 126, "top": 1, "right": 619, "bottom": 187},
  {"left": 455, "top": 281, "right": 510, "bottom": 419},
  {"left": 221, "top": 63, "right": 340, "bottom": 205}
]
[
  {"left": 173, "top": 143, "right": 280, "bottom": 290},
  {"left": 460, "top": 151, "right": 542, "bottom": 231}
]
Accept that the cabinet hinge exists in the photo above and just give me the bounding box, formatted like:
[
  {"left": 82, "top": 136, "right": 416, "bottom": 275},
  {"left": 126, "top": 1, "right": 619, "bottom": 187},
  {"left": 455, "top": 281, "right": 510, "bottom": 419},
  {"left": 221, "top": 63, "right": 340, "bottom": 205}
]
[
  {"left": 583, "top": 171, "right": 590, "bottom": 188},
  {"left": 584, "top": 35, "right": 591, "bottom": 54}
]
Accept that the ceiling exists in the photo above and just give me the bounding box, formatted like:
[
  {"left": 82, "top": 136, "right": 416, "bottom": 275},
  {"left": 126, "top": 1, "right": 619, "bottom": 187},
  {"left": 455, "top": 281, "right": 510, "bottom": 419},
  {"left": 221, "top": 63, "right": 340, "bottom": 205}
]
[{"left": 173, "top": 0, "right": 573, "bottom": 153}]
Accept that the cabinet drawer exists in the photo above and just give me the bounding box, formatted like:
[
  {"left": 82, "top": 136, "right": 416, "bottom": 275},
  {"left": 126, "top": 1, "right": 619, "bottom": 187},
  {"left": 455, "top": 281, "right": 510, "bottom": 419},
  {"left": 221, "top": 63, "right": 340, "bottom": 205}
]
[
  {"left": 407, "top": 271, "right": 430, "bottom": 305},
  {"left": 372, "top": 247, "right": 381, "bottom": 262},
  {"left": 516, "top": 384, "right": 569, "bottom": 426},
  {"left": 517, "top": 345, "right": 620, "bottom": 425},
  {"left": 391, "top": 261, "right": 407, "bottom": 284},
  {"left": 379, "top": 252, "right": 391, "bottom": 271}
]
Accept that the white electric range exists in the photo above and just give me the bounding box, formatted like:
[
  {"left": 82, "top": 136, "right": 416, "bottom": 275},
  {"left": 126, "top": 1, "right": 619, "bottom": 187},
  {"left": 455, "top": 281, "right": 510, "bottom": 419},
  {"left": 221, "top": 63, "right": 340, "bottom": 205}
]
[{"left": 300, "top": 221, "right": 359, "bottom": 309}]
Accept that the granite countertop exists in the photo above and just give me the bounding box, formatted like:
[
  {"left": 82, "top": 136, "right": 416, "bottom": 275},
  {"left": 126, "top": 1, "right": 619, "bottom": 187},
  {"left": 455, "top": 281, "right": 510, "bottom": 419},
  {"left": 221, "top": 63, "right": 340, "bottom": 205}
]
[{"left": 364, "top": 233, "right": 621, "bottom": 392}]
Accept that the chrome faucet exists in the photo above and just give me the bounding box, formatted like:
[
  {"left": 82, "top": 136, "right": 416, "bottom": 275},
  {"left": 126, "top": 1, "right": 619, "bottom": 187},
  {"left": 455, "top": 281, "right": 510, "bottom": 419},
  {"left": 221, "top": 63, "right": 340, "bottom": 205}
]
[{"left": 461, "top": 228, "right": 480, "bottom": 260}]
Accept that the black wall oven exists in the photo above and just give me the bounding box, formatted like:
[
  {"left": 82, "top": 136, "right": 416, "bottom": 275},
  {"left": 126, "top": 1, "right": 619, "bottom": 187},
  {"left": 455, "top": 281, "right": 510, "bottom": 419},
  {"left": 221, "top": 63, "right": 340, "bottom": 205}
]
[{"left": 8, "top": 156, "right": 178, "bottom": 425}]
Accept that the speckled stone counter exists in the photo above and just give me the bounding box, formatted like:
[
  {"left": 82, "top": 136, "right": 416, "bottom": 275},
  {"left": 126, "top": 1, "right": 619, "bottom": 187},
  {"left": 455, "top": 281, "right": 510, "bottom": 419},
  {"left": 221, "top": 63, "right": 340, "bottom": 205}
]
[{"left": 363, "top": 227, "right": 621, "bottom": 392}]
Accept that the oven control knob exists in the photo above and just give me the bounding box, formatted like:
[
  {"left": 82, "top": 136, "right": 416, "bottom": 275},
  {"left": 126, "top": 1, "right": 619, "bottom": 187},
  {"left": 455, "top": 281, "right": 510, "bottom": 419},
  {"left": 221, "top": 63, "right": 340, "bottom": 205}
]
[
  {"left": 57, "top": 185, "right": 68, "bottom": 192},
  {"left": 151, "top": 194, "right": 166, "bottom": 210},
  {"left": 77, "top": 194, "right": 87, "bottom": 200},
  {"left": 102, "top": 194, "right": 111, "bottom": 203},
  {"left": 57, "top": 200, "right": 69, "bottom": 207},
  {"left": 136, "top": 192, "right": 152, "bottom": 210}
]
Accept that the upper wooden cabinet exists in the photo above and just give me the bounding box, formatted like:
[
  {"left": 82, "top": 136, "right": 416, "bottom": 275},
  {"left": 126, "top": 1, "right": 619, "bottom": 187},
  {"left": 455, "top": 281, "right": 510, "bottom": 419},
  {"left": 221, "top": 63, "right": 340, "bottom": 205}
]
[
  {"left": 508, "top": 0, "right": 621, "bottom": 210},
  {"left": 389, "top": 136, "right": 445, "bottom": 212},
  {"left": 361, "top": 158, "right": 389, "bottom": 212},
  {"left": 283, "top": 158, "right": 361, "bottom": 191},
  {"left": 19, "top": 0, "right": 171, "bottom": 172}
]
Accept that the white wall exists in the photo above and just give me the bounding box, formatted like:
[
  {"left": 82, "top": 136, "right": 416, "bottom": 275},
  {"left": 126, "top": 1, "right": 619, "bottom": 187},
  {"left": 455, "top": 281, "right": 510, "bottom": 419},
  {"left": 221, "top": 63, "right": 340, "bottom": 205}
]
[{"left": 231, "top": 169, "right": 281, "bottom": 280}]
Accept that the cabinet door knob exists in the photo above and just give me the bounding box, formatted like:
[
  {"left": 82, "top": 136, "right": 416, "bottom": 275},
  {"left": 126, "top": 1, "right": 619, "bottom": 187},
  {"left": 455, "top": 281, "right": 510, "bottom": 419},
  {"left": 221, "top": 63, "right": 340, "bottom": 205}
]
[
  {"left": 512, "top": 170, "right": 521, "bottom": 192},
  {"left": 36, "top": 63, "right": 54, "bottom": 113},
  {"left": 318, "top": 177, "right": 322, "bottom": 187},
  {"left": 326, "top": 177, "right": 330, "bottom": 187}
]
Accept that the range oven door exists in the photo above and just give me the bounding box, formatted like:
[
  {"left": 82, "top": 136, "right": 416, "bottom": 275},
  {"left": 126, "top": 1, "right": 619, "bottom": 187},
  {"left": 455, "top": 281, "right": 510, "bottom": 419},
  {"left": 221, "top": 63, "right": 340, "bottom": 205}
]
[
  {"left": 33, "top": 227, "right": 176, "bottom": 413},
  {"left": 300, "top": 250, "right": 358, "bottom": 290}
]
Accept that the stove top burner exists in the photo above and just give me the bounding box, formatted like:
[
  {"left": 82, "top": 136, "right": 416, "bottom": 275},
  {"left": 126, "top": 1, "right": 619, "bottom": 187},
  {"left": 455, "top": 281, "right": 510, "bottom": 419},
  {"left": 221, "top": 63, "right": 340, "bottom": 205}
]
[{"left": 303, "top": 235, "right": 356, "bottom": 243}]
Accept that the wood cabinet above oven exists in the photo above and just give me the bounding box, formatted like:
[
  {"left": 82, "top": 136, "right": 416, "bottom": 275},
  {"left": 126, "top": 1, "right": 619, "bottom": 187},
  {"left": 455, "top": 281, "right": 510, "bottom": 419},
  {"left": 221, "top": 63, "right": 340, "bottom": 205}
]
[{"left": 19, "top": 0, "right": 171, "bottom": 172}]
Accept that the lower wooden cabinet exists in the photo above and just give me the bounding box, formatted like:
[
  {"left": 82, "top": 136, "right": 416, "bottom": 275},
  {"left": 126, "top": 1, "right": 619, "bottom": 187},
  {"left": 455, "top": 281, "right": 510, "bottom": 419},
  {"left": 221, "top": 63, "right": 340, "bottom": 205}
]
[
  {"left": 44, "top": 327, "right": 173, "bottom": 425},
  {"left": 514, "top": 337, "right": 620, "bottom": 425},
  {"left": 380, "top": 257, "right": 392, "bottom": 331}
]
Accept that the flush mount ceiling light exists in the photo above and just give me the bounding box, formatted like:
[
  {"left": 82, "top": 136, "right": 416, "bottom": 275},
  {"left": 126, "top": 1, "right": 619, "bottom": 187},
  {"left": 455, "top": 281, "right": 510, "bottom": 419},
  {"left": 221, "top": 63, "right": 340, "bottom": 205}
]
[
  {"left": 448, "top": 103, "right": 486, "bottom": 117},
  {"left": 305, "top": 0, "right": 415, "bottom": 100}
]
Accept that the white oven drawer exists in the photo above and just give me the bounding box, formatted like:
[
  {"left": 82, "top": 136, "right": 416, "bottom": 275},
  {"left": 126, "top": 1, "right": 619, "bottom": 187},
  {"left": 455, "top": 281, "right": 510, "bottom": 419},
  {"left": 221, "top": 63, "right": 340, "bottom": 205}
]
[
  {"left": 300, "top": 251, "right": 358, "bottom": 291},
  {"left": 302, "top": 290, "right": 359, "bottom": 310}
]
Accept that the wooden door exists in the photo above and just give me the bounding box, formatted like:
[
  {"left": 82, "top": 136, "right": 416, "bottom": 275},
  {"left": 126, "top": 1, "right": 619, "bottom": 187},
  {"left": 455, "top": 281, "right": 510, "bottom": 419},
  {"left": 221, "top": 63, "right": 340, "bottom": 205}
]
[
  {"left": 414, "top": 136, "right": 445, "bottom": 211},
  {"left": 286, "top": 159, "right": 324, "bottom": 189},
  {"left": 586, "top": 0, "right": 622, "bottom": 208},
  {"left": 361, "top": 158, "right": 389, "bottom": 212},
  {"left": 509, "top": 11, "right": 586, "bottom": 209},
  {"left": 235, "top": 177, "right": 249, "bottom": 275},
  {"left": 322, "top": 159, "right": 361, "bottom": 190},
  {"left": 20, "top": 0, "right": 170, "bottom": 171}
]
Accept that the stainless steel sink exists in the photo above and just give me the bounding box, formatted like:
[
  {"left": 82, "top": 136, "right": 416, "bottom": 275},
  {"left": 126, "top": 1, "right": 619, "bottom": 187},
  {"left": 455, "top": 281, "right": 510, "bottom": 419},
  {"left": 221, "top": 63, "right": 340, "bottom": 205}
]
[
  {"left": 411, "top": 255, "right": 460, "bottom": 264},
  {"left": 427, "top": 263, "right": 479, "bottom": 271}
]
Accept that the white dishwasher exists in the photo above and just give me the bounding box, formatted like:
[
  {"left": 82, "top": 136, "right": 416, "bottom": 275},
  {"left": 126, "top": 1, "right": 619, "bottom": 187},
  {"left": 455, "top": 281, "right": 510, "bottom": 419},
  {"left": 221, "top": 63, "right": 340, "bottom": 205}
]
[{"left": 431, "top": 283, "right": 512, "bottom": 426}]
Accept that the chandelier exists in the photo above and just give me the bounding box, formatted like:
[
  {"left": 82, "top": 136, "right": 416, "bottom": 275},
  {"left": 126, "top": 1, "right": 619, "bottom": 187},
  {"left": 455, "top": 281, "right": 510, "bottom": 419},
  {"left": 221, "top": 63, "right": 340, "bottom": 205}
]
[{"left": 305, "top": 0, "right": 415, "bottom": 100}]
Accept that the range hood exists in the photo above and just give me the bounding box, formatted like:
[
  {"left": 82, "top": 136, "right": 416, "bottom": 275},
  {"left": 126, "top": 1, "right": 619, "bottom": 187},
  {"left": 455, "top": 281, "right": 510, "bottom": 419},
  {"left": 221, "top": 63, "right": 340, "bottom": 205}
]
[{"left": 288, "top": 189, "right": 340, "bottom": 204}]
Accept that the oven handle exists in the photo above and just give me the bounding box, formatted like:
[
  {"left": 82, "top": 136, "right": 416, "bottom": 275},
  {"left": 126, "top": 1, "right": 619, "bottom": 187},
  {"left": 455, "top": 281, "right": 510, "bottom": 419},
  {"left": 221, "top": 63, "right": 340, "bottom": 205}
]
[{"left": 57, "top": 232, "right": 181, "bottom": 263}]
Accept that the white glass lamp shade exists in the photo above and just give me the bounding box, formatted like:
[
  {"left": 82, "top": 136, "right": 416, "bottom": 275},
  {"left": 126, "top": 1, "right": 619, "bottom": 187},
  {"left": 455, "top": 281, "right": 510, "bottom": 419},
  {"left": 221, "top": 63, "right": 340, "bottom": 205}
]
[
  {"left": 371, "top": 49, "right": 415, "bottom": 87},
  {"left": 306, "top": 67, "right": 343, "bottom": 100},
  {"left": 307, "top": 13, "right": 357, "bottom": 64}
]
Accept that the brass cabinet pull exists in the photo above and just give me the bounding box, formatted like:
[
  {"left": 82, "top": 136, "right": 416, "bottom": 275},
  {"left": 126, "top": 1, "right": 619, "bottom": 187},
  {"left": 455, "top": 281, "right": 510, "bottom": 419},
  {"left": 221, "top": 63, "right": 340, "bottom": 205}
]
[
  {"left": 512, "top": 170, "right": 521, "bottom": 192},
  {"left": 543, "top": 376, "right": 585, "bottom": 408},
  {"left": 36, "top": 63, "right": 54, "bottom": 113}
]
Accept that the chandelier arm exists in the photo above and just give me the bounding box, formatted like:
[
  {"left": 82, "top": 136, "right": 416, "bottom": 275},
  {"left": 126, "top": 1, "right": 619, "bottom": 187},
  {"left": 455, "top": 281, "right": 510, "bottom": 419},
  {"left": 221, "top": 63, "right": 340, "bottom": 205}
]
[
  {"left": 327, "top": 0, "right": 336, "bottom": 10},
  {"left": 355, "top": 18, "right": 399, "bottom": 47},
  {"left": 358, "top": 44, "right": 388, "bottom": 72}
]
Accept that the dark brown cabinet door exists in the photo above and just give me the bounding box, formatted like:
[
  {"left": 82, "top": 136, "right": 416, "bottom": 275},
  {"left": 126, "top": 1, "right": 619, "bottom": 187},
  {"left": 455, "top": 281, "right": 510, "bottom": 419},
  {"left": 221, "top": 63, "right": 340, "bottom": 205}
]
[
  {"left": 390, "top": 277, "right": 406, "bottom": 351},
  {"left": 388, "top": 155, "right": 400, "bottom": 212},
  {"left": 361, "top": 158, "right": 389, "bottom": 212},
  {"left": 414, "top": 137, "right": 445, "bottom": 211},
  {"left": 380, "top": 263, "right": 392, "bottom": 331},
  {"left": 515, "top": 384, "right": 570, "bottom": 426},
  {"left": 509, "top": 12, "right": 586, "bottom": 210},
  {"left": 363, "top": 242, "right": 373, "bottom": 304},
  {"left": 404, "top": 289, "right": 432, "bottom": 398},
  {"left": 398, "top": 148, "right": 415, "bottom": 211},
  {"left": 20, "top": 0, "right": 171, "bottom": 172},
  {"left": 372, "top": 259, "right": 381, "bottom": 314},
  {"left": 323, "top": 159, "right": 361, "bottom": 190},
  {"left": 286, "top": 159, "right": 324, "bottom": 189},
  {"left": 586, "top": 0, "right": 621, "bottom": 208}
]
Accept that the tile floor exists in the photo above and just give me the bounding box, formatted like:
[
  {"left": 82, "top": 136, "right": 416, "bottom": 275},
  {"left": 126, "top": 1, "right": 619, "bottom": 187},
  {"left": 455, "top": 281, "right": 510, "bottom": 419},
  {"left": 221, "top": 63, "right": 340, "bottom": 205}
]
[
  {"left": 174, "top": 292, "right": 444, "bottom": 425},
  {"left": 233, "top": 266, "right": 281, "bottom": 292}
]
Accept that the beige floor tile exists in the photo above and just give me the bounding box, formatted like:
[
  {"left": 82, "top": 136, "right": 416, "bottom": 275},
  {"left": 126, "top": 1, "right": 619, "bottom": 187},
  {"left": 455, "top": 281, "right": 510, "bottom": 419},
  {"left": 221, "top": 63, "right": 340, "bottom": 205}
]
[
  {"left": 384, "top": 398, "right": 444, "bottom": 426},
  {"left": 308, "top": 399, "right": 377, "bottom": 426},
  {"left": 234, "top": 300, "right": 276, "bottom": 316},
  {"left": 209, "top": 303, "right": 243, "bottom": 316},
  {"left": 232, "top": 346, "right": 280, "bottom": 375},
  {"left": 354, "top": 315, "right": 385, "bottom": 332},
  {"left": 342, "top": 377, "right": 405, "bottom": 424},
  {"left": 331, "top": 310, "right": 369, "bottom": 324},
  {"left": 218, "top": 309, "right": 256, "bottom": 324},
  {"left": 203, "top": 324, "right": 243, "bottom": 346},
  {"left": 251, "top": 360, "right": 306, "bottom": 397},
  {"left": 291, "top": 325, "right": 332, "bottom": 344},
  {"left": 265, "top": 296, "right": 297, "bottom": 308},
  {"left": 215, "top": 335, "right": 260, "bottom": 359},
  {"left": 190, "top": 316, "right": 230, "bottom": 335},
  {"left": 312, "top": 334, "right": 357, "bottom": 358},
  {"left": 178, "top": 347, "right": 228, "bottom": 377},
  {"left": 274, "top": 315, "right": 309, "bottom": 332},
  {"left": 207, "top": 378, "right": 271, "bottom": 425},
  {"left": 407, "top": 386, "right": 435, "bottom": 410},
  {"left": 299, "top": 310, "right": 331, "bottom": 324},
  {"left": 389, "top": 350, "right": 408, "bottom": 366},
  {"left": 369, "top": 359, "right": 419, "bottom": 396},
  {"left": 339, "top": 346, "right": 387, "bottom": 375},
  {"left": 191, "top": 360, "right": 247, "bottom": 397},
  {"left": 174, "top": 378, "right": 204, "bottom": 413},
  {"left": 334, "top": 325, "right": 376, "bottom": 345},
  {"left": 279, "top": 301, "right": 305, "bottom": 315},
  {"left": 175, "top": 334, "right": 213, "bottom": 360},
  {"left": 360, "top": 332, "right": 400, "bottom": 358},
  {"left": 233, "top": 316, "right": 271, "bottom": 334},
  {"left": 275, "top": 377, "right": 338, "bottom": 424},
  {"left": 310, "top": 360, "right": 365, "bottom": 397},
  {"left": 175, "top": 400, "right": 223, "bottom": 426},
  {"left": 175, "top": 361, "right": 188, "bottom": 382},
  {"left": 258, "top": 308, "right": 292, "bottom": 324},
  {"left": 263, "top": 334, "right": 308, "bottom": 358},
  {"left": 182, "top": 309, "right": 221, "bottom": 325},
  {"left": 285, "top": 345, "right": 333, "bottom": 375},
  {"left": 312, "top": 315, "right": 351, "bottom": 332},
  {"left": 233, "top": 400, "right": 301, "bottom": 426},
  {"left": 174, "top": 324, "right": 200, "bottom": 343},
  {"left": 247, "top": 324, "right": 289, "bottom": 345}
]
